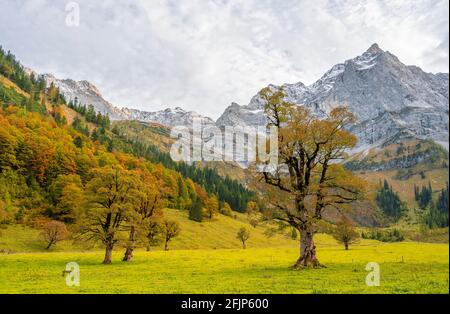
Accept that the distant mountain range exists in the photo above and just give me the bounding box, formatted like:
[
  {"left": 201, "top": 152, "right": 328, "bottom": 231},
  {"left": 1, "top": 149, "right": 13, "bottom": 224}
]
[
  {"left": 26, "top": 43, "right": 449, "bottom": 150},
  {"left": 25, "top": 70, "right": 215, "bottom": 127}
]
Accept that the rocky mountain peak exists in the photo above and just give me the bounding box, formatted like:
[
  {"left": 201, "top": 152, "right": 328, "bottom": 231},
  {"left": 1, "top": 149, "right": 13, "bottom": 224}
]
[
  {"left": 365, "top": 43, "right": 383, "bottom": 54},
  {"left": 77, "top": 80, "right": 102, "bottom": 96},
  {"left": 216, "top": 44, "right": 449, "bottom": 151}
]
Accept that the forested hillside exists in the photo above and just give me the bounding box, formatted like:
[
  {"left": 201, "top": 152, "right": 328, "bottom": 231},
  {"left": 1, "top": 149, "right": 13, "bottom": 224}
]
[
  {"left": 110, "top": 129, "right": 255, "bottom": 212},
  {"left": 0, "top": 47, "right": 257, "bottom": 262}
]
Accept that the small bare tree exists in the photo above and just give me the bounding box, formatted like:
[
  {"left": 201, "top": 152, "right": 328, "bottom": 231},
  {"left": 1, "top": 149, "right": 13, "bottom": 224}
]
[
  {"left": 40, "top": 221, "right": 68, "bottom": 249},
  {"left": 163, "top": 220, "right": 181, "bottom": 251},
  {"left": 332, "top": 218, "right": 360, "bottom": 250},
  {"left": 236, "top": 227, "right": 250, "bottom": 249}
]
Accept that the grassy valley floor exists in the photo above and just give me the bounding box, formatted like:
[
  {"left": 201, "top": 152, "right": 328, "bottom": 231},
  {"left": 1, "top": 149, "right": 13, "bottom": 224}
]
[{"left": 0, "top": 239, "right": 448, "bottom": 294}]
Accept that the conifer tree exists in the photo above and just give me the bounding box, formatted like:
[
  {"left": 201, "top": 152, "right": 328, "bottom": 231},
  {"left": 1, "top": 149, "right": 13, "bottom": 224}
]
[{"left": 189, "top": 196, "right": 203, "bottom": 222}]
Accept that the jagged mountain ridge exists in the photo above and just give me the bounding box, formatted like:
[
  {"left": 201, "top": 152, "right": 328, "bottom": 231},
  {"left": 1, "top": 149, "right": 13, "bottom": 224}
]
[
  {"left": 41, "top": 73, "right": 126, "bottom": 120},
  {"left": 121, "top": 106, "right": 215, "bottom": 127},
  {"left": 26, "top": 43, "right": 449, "bottom": 150},
  {"left": 216, "top": 44, "right": 449, "bottom": 150},
  {"left": 24, "top": 69, "right": 214, "bottom": 127}
]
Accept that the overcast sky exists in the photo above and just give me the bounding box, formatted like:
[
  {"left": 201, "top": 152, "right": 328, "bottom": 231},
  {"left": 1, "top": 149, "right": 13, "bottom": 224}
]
[{"left": 1, "top": 0, "right": 448, "bottom": 119}]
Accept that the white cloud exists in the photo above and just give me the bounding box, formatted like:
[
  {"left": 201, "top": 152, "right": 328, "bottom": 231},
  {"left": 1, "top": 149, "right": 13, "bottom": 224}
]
[{"left": 0, "top": 0, "right": 448, "bottom": 119}]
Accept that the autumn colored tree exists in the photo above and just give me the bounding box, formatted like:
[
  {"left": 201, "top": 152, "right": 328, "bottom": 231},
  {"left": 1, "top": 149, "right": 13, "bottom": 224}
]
[
  {"left": 0, "top": 122, "right": 18, "bottom": 171},
  {"left": 48, "top": 174, "right": 84, "bottom": 223},
  {"left": 145, "top": 219, "right": 164, "bottom": 251},
  {"left": 246, "top": 201, "right": 258, "bottom": 212},
  {"left": 332, "top": 218, "right": 360, "bottom": 250},
  {"left": 40, "top": 220, "right": 69, "bottom": 249},
  {"left": 52, "top": 105, "right": 67, "bottom": 126},
  {"left": 204, "top": 195, "right": 219, "bottom": 220},
  {"left": 77, "top": 166, "right": 140, "bottom": 264},
  {"left": 122, "top": 173, "right": 165, "bottom": 262},
  {"left": 219, "top": 202, "right": 233, "bottom": 217},
  {"left": 236, "top": 227, "right": 250, "bottom": 249},
  {"left": 162, "top": 220, "right": 181, "bottom": 251},
  {"left": 24, "top": 134, "right": 56, "bottom": 185},
  {"left": 246, "top": 201, "right": 260, "bottom": 228},
  {"left": 257, "top": 87, "right": 365, "bottom": 268}
]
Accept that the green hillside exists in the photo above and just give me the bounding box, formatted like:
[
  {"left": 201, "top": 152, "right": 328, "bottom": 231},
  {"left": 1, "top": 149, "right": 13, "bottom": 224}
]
[{"left": 0, "top": 209, "right": 297, "bottom": 253}]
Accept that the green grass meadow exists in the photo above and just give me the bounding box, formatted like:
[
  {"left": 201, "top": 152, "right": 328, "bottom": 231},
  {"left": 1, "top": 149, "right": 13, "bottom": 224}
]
[
  {"left": 0, "top": 238, "right": 448, "bottom": 294},
  {"left": 0, "top": 209, "right": 448, "bottom": 294}
]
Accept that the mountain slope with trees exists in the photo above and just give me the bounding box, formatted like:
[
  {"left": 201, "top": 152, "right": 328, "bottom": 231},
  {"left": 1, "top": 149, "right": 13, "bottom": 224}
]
[{"left": 0, "top": 46, "right": 260, "bottom": 263}]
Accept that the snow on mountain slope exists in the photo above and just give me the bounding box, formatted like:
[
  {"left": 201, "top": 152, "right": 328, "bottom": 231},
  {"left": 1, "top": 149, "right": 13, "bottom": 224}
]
[
  {"left": 27, "top": 71, "right": 214, "bottom": 127},
  {"left": 216, "top": 44, "right": 449, "bottom": 149},
  {"left": 121, "top": 106, "right": 215, "bottom": 127},
  {"left": 41, "top": 73, "right": 126, "bottom": 120}
]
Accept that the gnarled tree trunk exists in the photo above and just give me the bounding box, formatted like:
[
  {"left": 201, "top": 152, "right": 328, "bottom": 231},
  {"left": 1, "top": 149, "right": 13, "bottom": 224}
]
[
  {"left": 103, "top": 239, "right": 114, "bottom": 264},
  {"left": 123, "top": 226, "right": 136, "bottom": 262},
  {"left": 293, "top": 228, "right": 321, "bottom": 269},
  {"left": 164, "top": 239, "right": 169, "bottom": 251}
]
